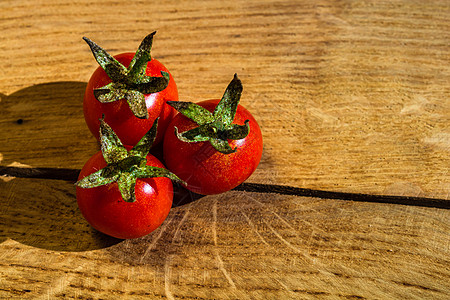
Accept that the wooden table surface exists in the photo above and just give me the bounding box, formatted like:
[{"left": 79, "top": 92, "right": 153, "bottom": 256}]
[{"left": 1, "top": 0, "right": 449, "bottom": 299}]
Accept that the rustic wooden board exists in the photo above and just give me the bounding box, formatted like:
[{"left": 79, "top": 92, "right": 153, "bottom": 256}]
[
  {"left": 0, "top": 0, "right": 449, "bottom": 299},
  {"left": 1, "top": 178, "right": 449, "bottom": 299}
]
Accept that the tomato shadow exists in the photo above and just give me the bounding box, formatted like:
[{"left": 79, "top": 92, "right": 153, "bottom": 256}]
[
  {"left": 0, "top": 81, "right": 120, "bottom": 251},
  {"left": 0, "top": 81, "right": 99, "bottom": 168},
  {"left": 0, "top": 178, "right": 122, "bottom": 251},
  {"left": 172, "top": 184, "right": 205, "bottom": 207}
]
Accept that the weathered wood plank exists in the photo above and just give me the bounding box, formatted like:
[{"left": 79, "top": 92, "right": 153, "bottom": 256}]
[
  {"left": 0, "top": 178, "right": 449, "bottom": 299},
  {"left": 1, "top": 0, "right": 448, "bottom": 197},
  {"left": 0, "top": 0, "right": 448, "bottom": 299}
]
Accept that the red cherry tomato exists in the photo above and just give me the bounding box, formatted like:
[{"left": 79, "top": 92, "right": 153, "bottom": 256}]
[
  {"left": 83, "top": 53, "right": 178, "bottom": 147},
  {"left": 163, "top": 99, "right": 263, "bottom": 195},
  {"left": 76, "top": 150, "right": 173, "bottom": 239}
]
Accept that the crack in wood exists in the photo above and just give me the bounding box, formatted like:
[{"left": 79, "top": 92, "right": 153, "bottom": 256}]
[{"left": 0, "top": 166, "right": 448, "bottom": 209}]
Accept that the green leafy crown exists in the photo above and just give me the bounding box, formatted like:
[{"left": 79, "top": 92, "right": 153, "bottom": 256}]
[
  {"left": 167, "top": 74, "right": 250, "bottom": 154},
  {"left": 76, "top": 117, "right": 184, "bottom": 202},
  {"left": 83, "top": 31, "right": 170, "bottom": 119}
]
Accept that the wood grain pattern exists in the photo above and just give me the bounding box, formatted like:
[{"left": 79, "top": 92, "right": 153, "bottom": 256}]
[
  {"left": 1, "top": 179, "right": 449, "bottom": 299},
  {"left": 1, "top": 0, "right": 449, "bottom": 299}
]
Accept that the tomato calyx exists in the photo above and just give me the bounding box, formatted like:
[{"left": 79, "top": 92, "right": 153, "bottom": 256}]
[
  {"left": 75, "top": 117, "right": 184, "bottom": 202},
  {"left": 83, "top": 31, "right": 170, "bottom": 119},
  {"left": 167, "top": 74, "right": 250, "bottom": 154}
]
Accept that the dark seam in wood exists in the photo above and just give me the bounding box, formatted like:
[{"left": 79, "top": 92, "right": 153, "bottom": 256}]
[
  {"left": 1, "top": 166, "right": 80, "bottom": 182},
  {"left": 1, "top": 166, "right": 448, "bottom": 210},
  {"left": 235, "top": 182, "right": 449, "bottom": 209}
]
